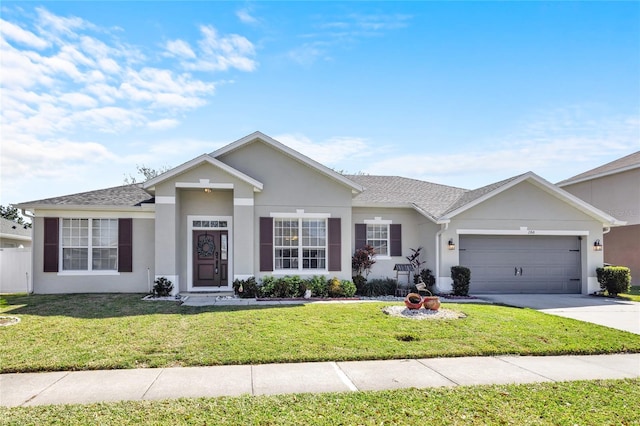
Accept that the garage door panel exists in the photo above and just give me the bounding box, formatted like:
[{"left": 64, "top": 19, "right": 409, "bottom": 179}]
[{"left": 459, "top": 235, "right": 581, "bottom": 294}]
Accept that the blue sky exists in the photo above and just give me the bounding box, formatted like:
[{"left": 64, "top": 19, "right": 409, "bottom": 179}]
[{"left": 1, "top": 1, "right": 639, "bottom": 204}]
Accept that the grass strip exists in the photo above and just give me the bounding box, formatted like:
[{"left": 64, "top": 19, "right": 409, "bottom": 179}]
[{"left": 2, "top": 379, "right": 639, "bottom": 425}]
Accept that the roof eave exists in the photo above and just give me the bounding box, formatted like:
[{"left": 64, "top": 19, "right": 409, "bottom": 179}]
[
  {"left": 15, "top": 204, "right": 156, "bottom": 212},
  {"left": 557, "top": 163, "right": 640, "bottom": 187}
]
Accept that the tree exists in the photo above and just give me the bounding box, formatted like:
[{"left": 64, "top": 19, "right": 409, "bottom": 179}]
[
  {"left": 123, "top": 164, "right": 171, "bottom": 185},
  {"left": 0, "top": 205, "right": 32, "bottom": 228}
]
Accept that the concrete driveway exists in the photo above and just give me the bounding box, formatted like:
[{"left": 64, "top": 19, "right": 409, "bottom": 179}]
[{"left": 480, "top": 294, "right": 640, "bottom": 335}]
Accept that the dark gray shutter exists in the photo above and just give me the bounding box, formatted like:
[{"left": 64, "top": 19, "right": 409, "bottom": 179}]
[
  {"left": 390, "top": 224, "right": 402, "bottom": 257},
  {"left": 260, "top": 217, "right": 273, "bottom": 271},
  {"left": 355, "top": 223, "right": 366, "bottom": 250},
  {"left": 118, "top": 218, "right": 133, "bottom": 272},
  {"left": 328, "top": 218, "right": 341, "bottom": 271},
  {"left": 43, "top": 217, "right": 59, "bottom": 272}
]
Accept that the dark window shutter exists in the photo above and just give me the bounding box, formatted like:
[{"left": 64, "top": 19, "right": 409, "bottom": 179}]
[
  {"left": 118, "top": 218, "right": 133, "bottom": 272},
  {"left": 390, "top": 224, "right": 402, "bottom": 257},
  {"left": 355, "top": 223, "right": 366, "bottom": 250},
  {"left": 260, "top": 217, "right": 273, "bottom": 271},
  {"left": 328, "top": 218, "right": 341, "bottom": 271},
  {"left": 43, "top": 217, "right": 59, "bottom": 272}
]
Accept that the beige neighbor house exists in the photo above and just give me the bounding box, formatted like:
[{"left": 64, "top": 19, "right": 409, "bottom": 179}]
[
  {"left": 558, "top": 151, "right": 639, "bottom": 286},
  {"left": 16, "top": 132, "right": 623, "bottom": 295}
]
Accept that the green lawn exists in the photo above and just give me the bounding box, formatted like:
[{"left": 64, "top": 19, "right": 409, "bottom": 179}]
[
  {"left": 2, "top": 379, "right": 639, "bottom": 425},
  {"left": 1, "top": 294, "right": 639, "bottom": 373},
  {"left": 620, "top": 285, "right": 640, "bottom": 302}
]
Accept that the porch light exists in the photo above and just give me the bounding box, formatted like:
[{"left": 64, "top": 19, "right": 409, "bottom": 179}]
[
  {"left": 448, "top": 238, "right": 456, "bottom": 250},
  {"left": 593, "top": 239, "right": 603, "bottom": 251},
  {"left": 204, "top": 188, "right": 212, "bottom": 193}
]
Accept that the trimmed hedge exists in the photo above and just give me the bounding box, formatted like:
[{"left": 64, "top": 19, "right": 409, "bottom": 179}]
[
  {"left": 596, "top": 266, "right": 631, "bottom": 296},
  {"left": 451, "top": 266, "right": 471, "bottom": 296},
  {"left": 356, "top": 278, "right": 397, "bottom": 297},
  {"left": 235, "top": 276, "right": 357, "bottom": 299}
]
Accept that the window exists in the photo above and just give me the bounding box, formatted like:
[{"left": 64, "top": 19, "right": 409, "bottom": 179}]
[
  {"left": 62, "top": 218, "right": 118, "bottom": 271},
  {"left": 274, "top": 218, "right": 326, "bottom": 271},
  {"left": 367, "top": 223, "right": 389, "bottom": 256}
]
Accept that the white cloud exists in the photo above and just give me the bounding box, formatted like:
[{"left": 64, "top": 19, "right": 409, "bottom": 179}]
[
  {"left": 0, "top": 18, "right": 50, "bottom": 49},
  {"left": 165, "top": 39, "right": 196, "bottom": 59},
  {"left": 147, "top": 118, "right": 180, "bottom": 130},
  {"left": 274, "top": 133, "right": 373, "bottom": 166},
  {"left": 236, "top": 8, "right": 258, "bottom": 25}
]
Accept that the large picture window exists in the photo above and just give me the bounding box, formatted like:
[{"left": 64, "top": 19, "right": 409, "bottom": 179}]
[
  {"left": 62, "top": 218, "right": 118, "bottom": 271},
  {"left": 274, "top": 218, "right": 326, "bottom": 271}
]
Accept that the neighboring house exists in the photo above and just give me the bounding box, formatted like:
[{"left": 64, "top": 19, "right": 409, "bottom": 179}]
[
  {"left": 558, "top": 151, "right": 640, "bottom": 286},
  {"left": 16, "top": 132, "right": 623, "bottom": 295},
  {"left": 0, "top": 217, "right": 32, "bottom": 248}
]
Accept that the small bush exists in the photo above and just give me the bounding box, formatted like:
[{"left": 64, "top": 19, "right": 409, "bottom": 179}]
[
  {"left": 596, "top": 266, "right": 631, "bottom": 296},
  {"left": 259, "top": 276, "right": 303, "bottom": 298},
  {"left": 327, "top": 277, "right": 356, "bottom": 298},
  {"left": 414, "top": 268, "right": 436, "bottom": 289},
  {"left": 451, "top": 266, "right": 471, "bottom": 296},
  {"left": 233, "top": 277, "right": 258, "bottom": 298},
  {"left": 153, "top": 277, "right": 173, "bottom": 297},
  {"left": 352, "top": 275, "right": 367, "bottom": 294},
  {"left": 357, "top": 278, "right": 397, "bottom": 297},
  {"left": 305, "top": 275, "right": 329, "bottom": 298}
]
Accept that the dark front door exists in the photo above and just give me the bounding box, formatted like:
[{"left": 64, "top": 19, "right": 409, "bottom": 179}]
[{"left": 193, "top": 230, "right": 228, "bottom": 287}]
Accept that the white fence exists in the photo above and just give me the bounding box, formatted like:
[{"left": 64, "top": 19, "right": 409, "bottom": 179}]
[{"left": 0, "top": 248, "right": 31, "bottom": 293}]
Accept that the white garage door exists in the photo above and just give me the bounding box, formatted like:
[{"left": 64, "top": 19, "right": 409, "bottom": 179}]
[{"left": 459, "top": 235, "right": 582, "bottom": 294}]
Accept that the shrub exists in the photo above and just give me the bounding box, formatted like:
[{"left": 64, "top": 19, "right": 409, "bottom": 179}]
[
  {"left": 357, "top": 278, "right": 397, "bottom": 297},
  {"left": 352, "top": 275, "right": 367, "bottom": 294},
  {"left": 305, "top": 275, "right": 329, "bottom": 298},
  {"left": 153, "top": 277, "right": 173, "bottom": 297},
  {"left": 451, "top": 266, "right": 471, "bottom": 296},
  {"left": 414, "top": 268, "right": 436, "bottom": 289},
  {"left": 327, "top": 277, "right": 357, "bottom": 298},
  {"left": 259, "top": 276, "right": 303, "bottom": 298},
  {"left": 596, "top": 266, "right": 631, "bottom": 296},
  {"left": 233, "top": 277, "right": 258, "bottom": 298},
  {"left": 352, "top": 245, "right": 376, "bottom": 278}
]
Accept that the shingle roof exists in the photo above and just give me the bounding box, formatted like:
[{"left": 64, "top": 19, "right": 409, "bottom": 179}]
[
  {"left": 441, "top": 174, "right": 525, "bottom": 215},
  {"left": 557, "top": 151, "right": 640, "bottom": 186},
  {"left": 347, "top": 175, "right": 467, "bottom": 221},
  {"left": 0, "top": 217, "right": 32, "bottom": 238},
  {"left": 18, "top": 184, "right": 154, "bottom": 207}
]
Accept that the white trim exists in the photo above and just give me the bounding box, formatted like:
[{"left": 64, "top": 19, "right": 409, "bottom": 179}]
[
  {"left": 176, "top": 182, "right": 234, "bottom": 189},
  {"left": 558, "top": 163, "right": 640, "bottom": 187},
  {"left": 25, "top": 208, "right": 155, "bottom": 217},
  {"left": 156, "top": 196, "right": 176, "bottom": 204},
  {"left": 364, "top": 218, "right": 392, "bottom": 225},
  {"left": 59, "top": 218, "right": 120, "bottom": 273},
  {"left": 57, "top": 271, "right": 120, "bottom": 276},
  {"left": 270, "top": 211, "right": 331, "bottom": 219},
  {"left": 456, "top": 229, "right": 590, "bottom": 236},
  {"left": 234, "top": 198, "right": 254, "bottom": 206},
  {"left": 0, "top": 233, "right": 31, "bottom": 241},
  {"left": 143, "top": 154, "right": 263, "bottom": 192},
  {"left": 187, "top": 215, "right": 233, "bottom": 292}
]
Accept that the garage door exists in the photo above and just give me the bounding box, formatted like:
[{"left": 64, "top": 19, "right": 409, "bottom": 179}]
[{"left": 459, "top": 235, "right": 582, "bottom": 294}]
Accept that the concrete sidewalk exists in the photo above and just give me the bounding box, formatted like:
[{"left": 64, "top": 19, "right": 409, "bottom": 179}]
[{"left": 2, "top": 354, "right": 638, "bottom": 407}]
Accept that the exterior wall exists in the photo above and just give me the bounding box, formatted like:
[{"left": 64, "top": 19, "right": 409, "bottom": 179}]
[
  {"left": 218, "top": 140, "right": 356, "bottom": 281},
  {"left": 442, "top": 181, "right": 605, "bottom": 294},
  {"left": 31, "top": 214, "right": 155, "bottom": 294},
  {"left": 352, "top": 207, "right": 439, "bottom": 281},
  {"left": 562, "top": 168, "right": 640, "bottom": 285},
  {"left": 0, "top": 236, "right": 32, "bottom": 249}
]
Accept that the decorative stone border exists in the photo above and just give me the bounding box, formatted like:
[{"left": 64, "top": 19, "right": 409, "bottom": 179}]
[
  {"left": 0, "top": 316, "right": 21, "bottom": 326},
  {"left": 382, "top": 306, "right": 466, "bottom": 320}
]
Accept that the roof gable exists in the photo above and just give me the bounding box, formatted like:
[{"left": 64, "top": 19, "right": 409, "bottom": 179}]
[
  {"left": 143, "top": 154, "right": 263, "bottom": 192},
  {"left": 440, "top": 172, "right": 624, "bottom": 226},
  {"left": 212, "top": 131, "right": 363, "bottom": 194},
  {"left": 557, "top": 151, "right": 640, "bottom": 187}
]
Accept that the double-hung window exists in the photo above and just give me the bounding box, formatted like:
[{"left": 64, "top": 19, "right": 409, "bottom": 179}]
[
  {"left": 62, "top": 218, "right": 118, "bottom": 271},
  {"left": 274, "top": 218, "right": 327, "bottom": 271},
  {"left": 366, "top": 223, "right": 389, "bottom": 257}
]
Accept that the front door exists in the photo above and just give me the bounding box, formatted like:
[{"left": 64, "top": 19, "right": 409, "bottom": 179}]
[{"left": 193, "top": 230, "right": 228, "bottom": 287}]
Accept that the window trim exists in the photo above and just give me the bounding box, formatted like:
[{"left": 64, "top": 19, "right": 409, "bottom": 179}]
[
  {"left": 364, "top": 218, "right": 392, "bottom": 259},
  {"left": 58, "top": 218, "right": 120, "bottom": 275},
  {"left": 271, "top": 211, "right": 330, "bottom": 274}
]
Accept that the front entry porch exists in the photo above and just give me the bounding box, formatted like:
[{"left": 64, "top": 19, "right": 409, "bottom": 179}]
[{"left": 187, "top": 216, "right": 233, "bottom": 292}]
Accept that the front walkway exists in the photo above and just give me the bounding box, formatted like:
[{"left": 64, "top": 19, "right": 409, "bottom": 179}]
[
  {"left": 481, "top": 294, "right": 640, "bottom": 334},
  {"left": 2, "top": 354, "right": 638, "bottom": 407}
]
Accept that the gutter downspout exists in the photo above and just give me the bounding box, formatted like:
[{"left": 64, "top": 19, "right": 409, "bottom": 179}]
[
  {"left": 435, "top": 222, "right": 449, "bottom": 291},
  {"left": 20, "top": 209, "right": 35, "bottom": 294},
  {"left": 603, "top": 226, "right": 611, "bottom": 235}
]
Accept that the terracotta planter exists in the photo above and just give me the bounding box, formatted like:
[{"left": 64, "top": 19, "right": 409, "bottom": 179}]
[
  {"left": 422, "top": 296, "right": 440, "bottom": 311},
  {"left": 404, "top": 293, "right": 423, "bottom": 310}
]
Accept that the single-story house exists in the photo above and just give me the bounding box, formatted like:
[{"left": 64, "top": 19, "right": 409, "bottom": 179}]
[
  {"left": 558, "top": 151, "right": 639, "bottom": 286},
  {"left": 16, "top": 132, "right": 623, "bottom": 295},
  {"left": 0, "top": 217, "right": 32, "bottom": 249}
]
